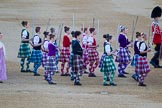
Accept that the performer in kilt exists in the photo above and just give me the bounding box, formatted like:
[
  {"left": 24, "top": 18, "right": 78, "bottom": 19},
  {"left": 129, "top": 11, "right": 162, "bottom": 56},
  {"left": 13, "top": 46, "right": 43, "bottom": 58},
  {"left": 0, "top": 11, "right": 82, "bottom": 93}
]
[
  {"left": 81, "top": 28, "right": 89, "bottom": 74},
  {"left": 115, "top": 25, "right": 132, "bottom": 78},
  {"left": 69, "top": 31, "right": 76, "bottom": 81},
  {"left": 87, "top": 28, "right": 99, "bottom": 77},
  {"left": 50, "top": 27, "right": 59, "bottom": 72},
  {"left": 135, "top": 33, "right": 151, "bottom": 86},
  {"left": 71, "top": 31, "right": 84, "bottom": 85},
  {"left": 17, "top": 21, "right": 32, "bottom": 72},
  {"left": 42, "top": 31, "right": 50, "bottom": 81},
  {"left": 131, "top": 32, "right": 141, "bottom": 81},
  {"left": 45, "top": 34, "right": 58, "bottom": 85},
  {"left": 150, "top": 6, "right": 162, "bottom": 68},
  {"left": 30, "top": 27, "right": 42, "bottom": 76},
  {"left": 0, "top": 33, "right": 7, "bottom": 83},
  {"left": 99, "top": 34, "right": 117, "bottom": 86},
  {"left": 58, "top": 26, "right": 71, "bottom": 76}
]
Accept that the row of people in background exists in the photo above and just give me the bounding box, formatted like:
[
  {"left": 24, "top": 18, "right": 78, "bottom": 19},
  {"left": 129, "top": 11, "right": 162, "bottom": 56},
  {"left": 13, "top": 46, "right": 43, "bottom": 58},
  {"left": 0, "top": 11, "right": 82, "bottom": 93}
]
[{"left": 16, "top": 6, "right": 162, "bottom": 86}]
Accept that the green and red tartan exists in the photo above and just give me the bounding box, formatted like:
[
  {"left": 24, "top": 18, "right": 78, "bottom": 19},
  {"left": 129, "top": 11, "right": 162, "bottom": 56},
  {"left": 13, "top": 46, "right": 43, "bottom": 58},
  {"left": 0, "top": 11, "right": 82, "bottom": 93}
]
[{"left": 17, "top": 43, "right": 31, "bottom": 58}]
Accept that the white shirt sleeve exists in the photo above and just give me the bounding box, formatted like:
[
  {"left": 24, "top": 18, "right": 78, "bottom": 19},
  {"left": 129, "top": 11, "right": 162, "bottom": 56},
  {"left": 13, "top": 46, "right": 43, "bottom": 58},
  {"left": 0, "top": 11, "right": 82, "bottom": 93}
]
[
  {"left": 87, "top": 37, "right": 93, "bottom": 46},
  {"left": 139, "top": 43, "right": 146, "bottom": 52},
  {"left": 105, "top": 44, "right": 111, "bottom": 53},
  {"left": 33, "top": 36, "right": 40, "bottom": 45},
  {"left": 43, "top": 41, "right": 49, "bottom": 49},
  {"left": 22, "top": 30, "right": 28, "bottom": 38},
  {"left": 82, "top": 36, "right": 88, "bottom": 45}
]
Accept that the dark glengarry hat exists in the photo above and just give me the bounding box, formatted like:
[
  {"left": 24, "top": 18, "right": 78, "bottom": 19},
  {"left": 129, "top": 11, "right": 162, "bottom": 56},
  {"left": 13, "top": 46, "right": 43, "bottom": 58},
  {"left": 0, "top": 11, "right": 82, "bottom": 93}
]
[{"left": 151, "top": 6, "right": 162, "bottom": 18}]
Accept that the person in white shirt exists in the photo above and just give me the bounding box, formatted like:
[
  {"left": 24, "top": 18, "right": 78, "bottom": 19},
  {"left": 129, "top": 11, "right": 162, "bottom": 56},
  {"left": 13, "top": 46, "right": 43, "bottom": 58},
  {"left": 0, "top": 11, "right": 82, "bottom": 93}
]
[
  {"left": 81, "top": 28, "right": 89, "bottom": 74},
  {"left": 135, "top": 33, "right": 151, "bottom": 87},
  {"left": 30, "top": 27, "right": 42, "bottom": 76},
  {"left": 0, "top": 32, "right": 7, "bottom": 83},
  {"left": 17, "top": 21, "right": 32, "bottom": 72},
  {"left": 87, "top": 28, "right": 99, "bottom": 77}
]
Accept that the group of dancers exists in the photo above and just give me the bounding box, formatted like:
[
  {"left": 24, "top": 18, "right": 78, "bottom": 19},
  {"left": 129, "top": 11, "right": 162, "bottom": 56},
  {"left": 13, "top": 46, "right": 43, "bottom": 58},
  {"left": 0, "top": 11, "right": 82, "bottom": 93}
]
[{"left": 0, "top": 6, "right": 162, "bottom": 87}]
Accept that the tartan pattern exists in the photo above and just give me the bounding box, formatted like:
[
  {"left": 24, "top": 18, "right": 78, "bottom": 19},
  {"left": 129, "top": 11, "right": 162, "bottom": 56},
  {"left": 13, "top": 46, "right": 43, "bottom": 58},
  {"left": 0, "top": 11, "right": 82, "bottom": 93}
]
[
  {"left": 87, "top": 47, "right": 99, "bottom": 62},
  {"left": 131, "top": 54, "right": 139, "bottom": 67},
  {"left": 17, "top": 43, "right": 31, "bottom": 58},
  {"left": 83, "top": 48, "right": 89, "bottom": 68},
  {"left": 99, "top": 54, "right": 105, "bottom": 68},
  {"left": 58, "top": 47, "right": 70, "bottom": 62},
  {"left": 135, "top": 56, "right": 150, "bottom": 76},
  {"left": 42, "top": 52, "right": 48, "bottom": 67},
  {"left": 45, "top": 56, "right": 58, "bottom": 72},
  {"left": 69, "top": 52, "right": 74, "bottom": 67},
  {"left": 72, "top": 55, "right": 84, "bottom": 74},
  {"left": 115, "top": 47, "right": 131, "bottom": 63},
  {"left": 100, "top": 54, "right": 116, "bottom": 73},
  {"left": 29, "top": 49, "right": 42, "bottom": 63}
]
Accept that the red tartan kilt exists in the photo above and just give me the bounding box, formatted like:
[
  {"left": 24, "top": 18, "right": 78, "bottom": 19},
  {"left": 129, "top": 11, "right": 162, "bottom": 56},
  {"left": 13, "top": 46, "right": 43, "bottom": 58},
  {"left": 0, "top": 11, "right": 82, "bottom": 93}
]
[
  {"left": 135, "top": 56, "right": 150, "bottom": 76},
  {"left": 83, "top": 48, "right": 88, "bottom": 62},
  {"left": 88, "top": 47, "right": 99, "bottom": 62},
  {"left": 58, "top": 47, "right": 70, "bottom": 62}
]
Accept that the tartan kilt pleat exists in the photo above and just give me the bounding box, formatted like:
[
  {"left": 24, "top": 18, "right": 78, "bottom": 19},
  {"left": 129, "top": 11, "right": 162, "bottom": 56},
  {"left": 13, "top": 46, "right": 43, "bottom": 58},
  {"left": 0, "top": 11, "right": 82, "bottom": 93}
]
[
  {"left": 69, "top": 52, "right": 74, "bottom": 67},
  {"left": 72, "top": 55, "right": 84, "bottom": 74},
  {"left": 42, "top": 52, "right": 48, "bottom": 67},
  {"left": 29, "top": 49, "right": 42, "bottom": 63},
  {"left": 99, "top": 54, "right": 106, "bottom": 68},
  {"left": 83, "top": 48, "right": 89, "bottom": 62},
  {"left": 88, "top": 47, "right": 99, "bottom": 62},
  {"left": 131, "top": 54, "right": 139, "bottom": 67},
  {"left": 45, "top": 56, "right": 58, "bottom": 72},
  {"left": 100, "top": 55, "right": 116, "bottom": 73},
  {"left": 135, "top": 56, "right": 150, "bottom": 76},
  {"left": 58, "top": 47, "right": 70, "bottom": 62},
  {"left": 17, "top": 43, "right": 31, "bottom": 58},
  {"left": 115, "top": 47, "right": 131, "bottom": 63}
]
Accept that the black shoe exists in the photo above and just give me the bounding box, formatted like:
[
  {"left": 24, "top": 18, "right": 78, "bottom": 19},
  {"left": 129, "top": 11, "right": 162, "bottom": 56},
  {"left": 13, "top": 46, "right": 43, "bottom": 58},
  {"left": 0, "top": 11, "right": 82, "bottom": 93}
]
[
  {"left": 88, "top": 73, "right": 96, "bottom": 77},
  {"left": 0, "top": 81, "right": 3, "bottom": 83},
  {"left": 84, "top": 71, "right": 89, "bottom": 74},
  {"left": 34, "top": 73, "right": 41, "bottom": 76},
  {"left": 138, "top": 83, "right": 146, "bottom": 87},
  {"left": 65, "top": 73, "right": 70, "bottom": 76},
  {"left": 60, "top": 73, "right": 65, "bottom": 76},
  {"left": 156, "top": 65, "right": 162, "bottom": 68},
  {"left": 56, "top": 71, "right": 60, "bottom": 73},
  {"left": 48, "top": 81, "right": 56, "bottom": 85},
  {"left": 103, "top": 83, "right": 109, "bottom": 86},
  {"left": 123, "top": 71, "right": 129, "bottom": 74},
  {"left": 26, "top": 69, "right": 33, "bottom": 73},
  {"left": 74, "top": 82, "right": 82, "bottom": 86},
  {"left": 21, "top": 70, "right": 27, "bottom": 73},
  {"left": 150, "top": 61, "right": 158, "bottom": 68},
  {"left": 118, "top": 74, "right": 127, "bottom": 78},
  {"left": 110, "top": 83, "right": 117, "bottom": 86}
]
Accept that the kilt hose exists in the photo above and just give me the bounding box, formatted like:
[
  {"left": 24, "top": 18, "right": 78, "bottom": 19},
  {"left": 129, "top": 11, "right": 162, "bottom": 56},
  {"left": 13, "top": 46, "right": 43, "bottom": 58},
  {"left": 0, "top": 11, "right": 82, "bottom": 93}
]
[
  {"left": 58, "top": 47, "right": 70, "bottom": 74},
  {"left": 99, "top": 54, "right": 116, "bottom": 84},
  {"left": 87, "top": 47, "right": 99, "bottom": 73},
  {"left": 135, "top": 56, "right": 150, "bottom": 83},
  {"left": 45, "top": 56, "right": 58, "bottom": 82},
  {"left": 116, "top": 47, "right": 131, "bottom": 75},
  {"left": 17, "top": 43, "right": 31, "bottom": 71}
]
